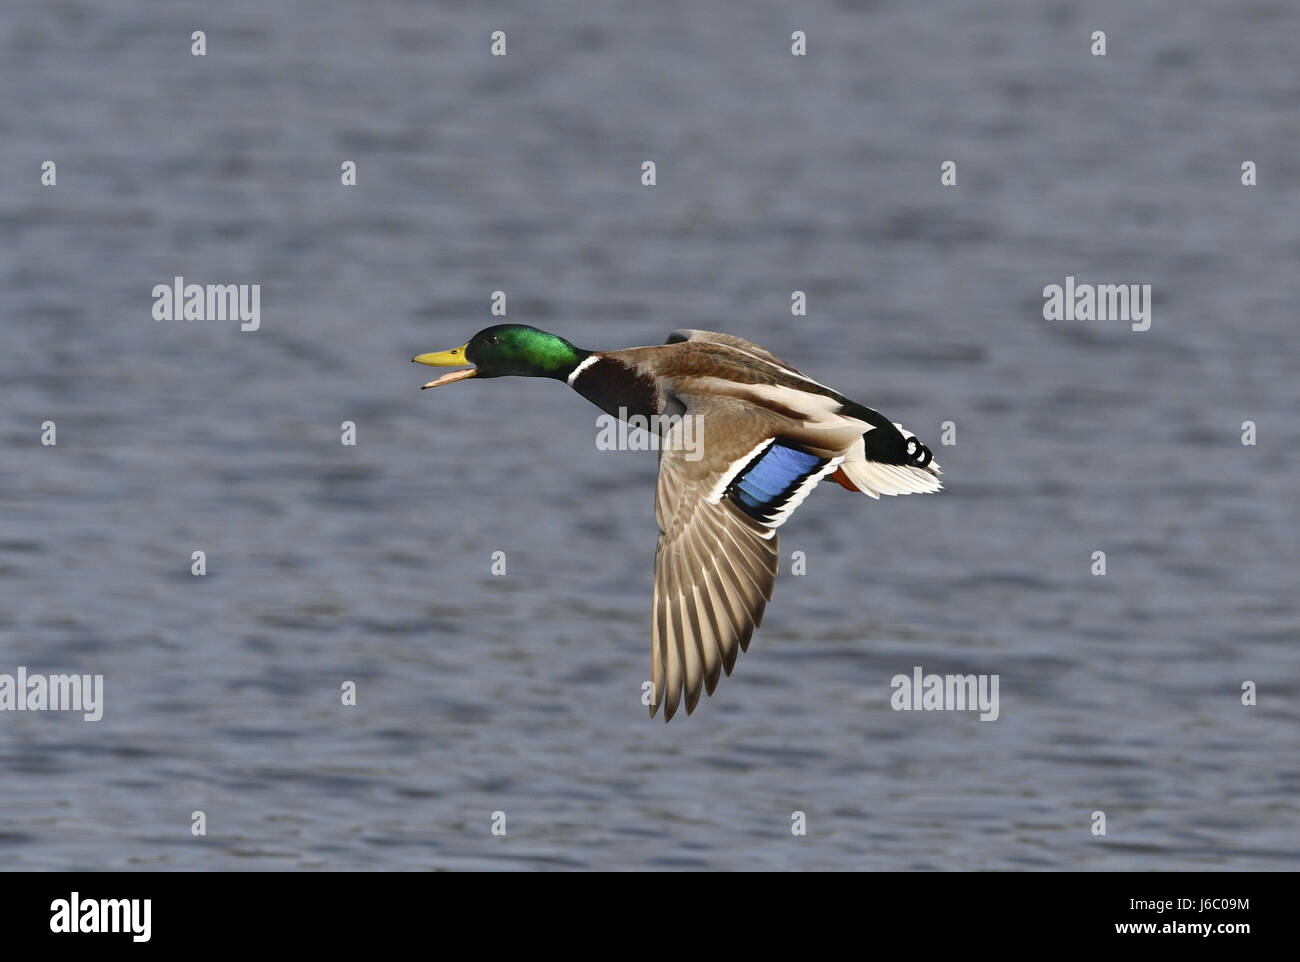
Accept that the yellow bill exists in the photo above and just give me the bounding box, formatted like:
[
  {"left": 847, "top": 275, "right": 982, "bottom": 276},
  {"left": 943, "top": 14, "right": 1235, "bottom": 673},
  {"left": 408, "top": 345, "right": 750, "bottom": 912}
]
[{"left": 413, "top": 344, "right": 476, "bottom": 389}]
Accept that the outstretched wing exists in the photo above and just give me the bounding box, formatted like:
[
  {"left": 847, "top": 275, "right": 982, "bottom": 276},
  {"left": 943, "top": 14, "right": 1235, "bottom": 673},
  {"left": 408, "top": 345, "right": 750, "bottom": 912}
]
[{"left": 649, "top": 402, "right": 843, "bottom": 721}]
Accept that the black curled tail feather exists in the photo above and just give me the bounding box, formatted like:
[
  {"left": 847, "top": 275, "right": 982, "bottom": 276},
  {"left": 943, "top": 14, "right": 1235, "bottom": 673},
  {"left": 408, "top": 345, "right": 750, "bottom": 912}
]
[
  {"left": 860, "top": 421, "right": 934, "bottom": 469},
  {"left": 904, "top": 436, "right": 933, "bottom": 467}
]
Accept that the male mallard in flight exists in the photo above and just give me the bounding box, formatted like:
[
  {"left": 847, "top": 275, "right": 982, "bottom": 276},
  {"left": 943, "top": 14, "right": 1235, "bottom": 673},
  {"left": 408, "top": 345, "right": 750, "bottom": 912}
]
[{"left": 414, "top": 325, "right": 942, "bottom": 721}]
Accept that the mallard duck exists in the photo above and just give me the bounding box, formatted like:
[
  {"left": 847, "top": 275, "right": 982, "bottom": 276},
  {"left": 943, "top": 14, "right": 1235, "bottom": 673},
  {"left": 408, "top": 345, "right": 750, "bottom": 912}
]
[{"left": 414, "top": 325, "right": 942, "bottom": 721}]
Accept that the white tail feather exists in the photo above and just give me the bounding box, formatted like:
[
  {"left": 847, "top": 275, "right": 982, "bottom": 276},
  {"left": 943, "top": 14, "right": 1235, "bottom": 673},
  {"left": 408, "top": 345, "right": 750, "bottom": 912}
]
[
  {"left": 839, "top": 459, "right": 942, "bottom": 496},
  {"left": 836, "top": 427, "right": 943, "bottom": 497}
]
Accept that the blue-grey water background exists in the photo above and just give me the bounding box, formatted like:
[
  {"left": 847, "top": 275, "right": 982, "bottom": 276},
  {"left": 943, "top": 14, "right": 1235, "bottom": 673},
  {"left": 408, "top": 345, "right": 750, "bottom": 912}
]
[{"left": 2, "top": 0, "right": 1297, "bottom": 870}]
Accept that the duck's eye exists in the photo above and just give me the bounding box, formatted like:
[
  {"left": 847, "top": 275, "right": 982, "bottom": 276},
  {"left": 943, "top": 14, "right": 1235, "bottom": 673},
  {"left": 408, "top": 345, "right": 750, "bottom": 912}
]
[{"left": 487, "top": 335, "right": 500, "bottom": 346}]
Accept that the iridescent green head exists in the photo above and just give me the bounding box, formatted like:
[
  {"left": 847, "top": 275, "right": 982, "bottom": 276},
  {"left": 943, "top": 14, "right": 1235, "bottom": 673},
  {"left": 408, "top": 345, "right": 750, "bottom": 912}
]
[{"left": 413, "top": 324, "right": 589, "bottom": 388}]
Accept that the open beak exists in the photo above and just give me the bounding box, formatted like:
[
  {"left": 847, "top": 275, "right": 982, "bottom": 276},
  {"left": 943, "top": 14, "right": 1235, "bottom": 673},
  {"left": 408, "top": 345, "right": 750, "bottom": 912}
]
[{"left": 412, "top": 344, "right": 476, "bottom": 389}]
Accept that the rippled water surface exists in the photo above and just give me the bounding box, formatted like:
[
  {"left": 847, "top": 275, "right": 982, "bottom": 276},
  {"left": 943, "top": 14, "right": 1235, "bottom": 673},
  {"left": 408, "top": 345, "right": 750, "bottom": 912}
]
[{"left": 1, "top": 0, "right": 1297, "bottom": 869}]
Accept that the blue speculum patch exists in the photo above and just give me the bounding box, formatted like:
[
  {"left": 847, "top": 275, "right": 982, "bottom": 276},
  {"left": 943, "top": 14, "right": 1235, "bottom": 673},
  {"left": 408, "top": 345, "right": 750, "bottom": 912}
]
[{"left": 730, "top": 443, "right": 825, "bottom": 519}]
